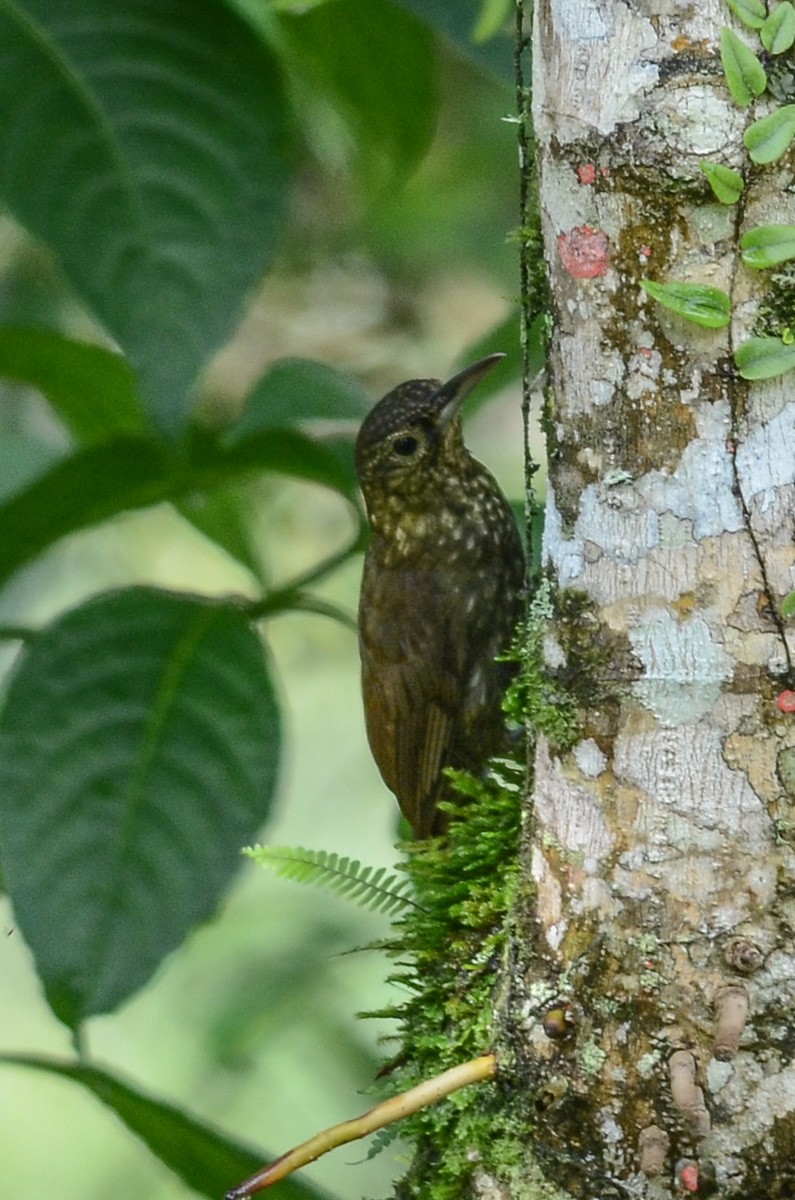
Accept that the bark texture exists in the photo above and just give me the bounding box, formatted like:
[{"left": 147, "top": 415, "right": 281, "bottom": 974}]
[{"left": 507, "top": 2, "right": 795, "bottom": 1197}]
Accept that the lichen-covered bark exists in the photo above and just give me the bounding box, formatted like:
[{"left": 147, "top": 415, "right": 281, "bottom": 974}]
[{"left": 506, "top": 2, "right": 795, "bottom": 1197}]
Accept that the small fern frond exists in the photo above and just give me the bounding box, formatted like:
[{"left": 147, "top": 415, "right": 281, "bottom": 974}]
[
  {"left": 363, "top": 1122, "right": 402, "bottom": 1161},
  {"left": 245, "top": 845, "right": 416, "bottom": 915}
]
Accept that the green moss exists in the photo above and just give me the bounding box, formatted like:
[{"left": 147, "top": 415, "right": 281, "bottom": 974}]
[
  {"left": 503, "top": 576, "right": 602, "bottom": 753},
  {"left": 365, "top": 582, "right": 597, "bottom": 1197},
  {"left": 370, "top": 754, "right": 526, "bottom": 1199},
  {"left": 756, "top": 262, "right": 795, "bottom": 342},
  {"left": 578, "top": 1040, "right": 608, "bottom": 1077}
]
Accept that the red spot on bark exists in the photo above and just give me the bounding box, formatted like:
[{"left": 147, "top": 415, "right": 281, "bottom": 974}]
[
  {"left": 680, "top": 1164, "right": 699, "bottom": 1192},
  {"left": 638, "top": 346, "right": 654, "bottom": 358},
  {"left": 557, "top": 226, "right": 609, "bottom": 278},
  {"left": 577, "top": 163, "right": 597, "bottom": 184},
  {"left": 639, "top": 245, "right": 652, "bottom": 258},
  {"left": 777, "top": 690, "right": 795, "bottom": 713}
]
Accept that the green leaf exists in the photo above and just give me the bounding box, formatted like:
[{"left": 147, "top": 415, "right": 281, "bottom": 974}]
[
  {"left": 176, "top": 481, "right": 269, "bottom": 584},
  {"left": 640, "top": 280, "right": 732, "bottom": 329},
  {"left": 741, "top": 224, "right": 795, "bottom": 268},
  {"left": 0, "top": 0, "right": 294, "bottom": 436},
  {"left": 0, "top": 427, "right": 358, "bottom": 589},
  {"left": 0, "top": 587, "right": 281, "bottom": 1027},
  {"left": 725, "top": 0, "right": 767, "bottom": 28},
  {"left": 761, "top": 2, "right": 795, "bottom": 53},
  {"left": 0, "top": 1054, "right": 327, "bottom": 1200},
  {"left": 0, "top": 430, "right": 64, "bottom": 503},
  {"left": 699, "top": 160, "right": 745, "bottom": 204},
  {"left": 735, "top": 335, "right": 795, "bottom": 378},
  {"left": 720, "top": 26, "right": 767, "bottom": 106},
  {"left": 473, "top": 0, "right": 512, "bottom": 42},
  {"left": 453, "top": 310, "right": 523, "bottom": 414},
  {"left": 227, "top": 358, "right": 369, "bottom": 444},
  {"left": 218, "top": 426, "right": 360, "bottom": 500},
  {"left": 782, "top": 590, "right": 795, "bottom": 618},
  {"left": 0, "top": 435, "right": 171, "bottom": 587},
  {"left": 392, "top": 0, "right": 513, "bottom": 83},
  {"left": 744, "top": 104, "right": 795, "bottom": 163},
  {"left": 279, "top": 0, "right": 436, "bottom": 186},
  {"left": 0, "top": 327, "right": 146, "bottom": 444}
]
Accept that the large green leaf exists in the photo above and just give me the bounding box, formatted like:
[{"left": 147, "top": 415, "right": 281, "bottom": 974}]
[
  {"left": 0, "top": 0, "right": 293, "bottom": 435},
  {"left": 0, "top": 327, "right": 146, "bottom": 443},
  {"left": 227, "top": 358, "right": 370, "bottom": 444},
  {"left": 0, "top": 1054, "right": 328, "bottom": 1200},
  {"left": 0, "top": 426, "right": 358, "bottom": 589},
  {"left": 176, "top": 480, "right": 270, "bottom": 585},
  {"left": 279, "top": 0, "right": 436, "bottom": 185},
  {"left": 0, "top": 435, "right": 172, "bottom": 586},
  {"left": 392, "top": 0, "right": 513, "bottom": 83},
  {"left": 453, "top": 309, "right": 525, "bottom": 414},
  {"left": 0, "top": 587, "right": 281, "bottom": 1027}
]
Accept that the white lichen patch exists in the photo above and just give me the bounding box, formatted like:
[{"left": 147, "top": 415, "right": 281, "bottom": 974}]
[
  {"left": 635, "top": 402, "right": 741, "bottom": 540},
  {"left": 543, "top": 397, "right": 757, "bottom": 609},
  {"left": 704, "top": 1062, "right": 795, "bottom": 1163},
  {"left": 558, "top": 329, "right": 624, "bottom": 414},
  {"left": 615, "top": 723, "right": 765, "bottom": 834},
  {"left": 735, "top": 402, "right": 795, "bottom": 511},
  {"left": 629, "top": 610, "right": 733, "bottom": 726},
  {"left": 708, "top": 1058, "right": 734, "bottom": 1093},
  {"left": 536, "top": 0, "right": 658, "bottom": 140},
  {"left": 531, "top": 843, "right": 566, "bottom": 950},
  {"left": 574, "top": 738, "right": 608, "bottom": 778},
  {"left": 611, "top": 723, "right": 773, "bottom": 930},
  {"left": 652, "top": 84, "right": 744, "bottom": 157},
  {"left": 535, "top": 741, "right": 615, "bottom": 861}
]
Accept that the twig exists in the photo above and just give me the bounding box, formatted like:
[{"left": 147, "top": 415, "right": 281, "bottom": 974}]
[
  {"left": 225, "top": 1053, "right": 497, "bottom": 1198},
  {"left": 0, "top": 625, "right": 36, "bottom": 642}
]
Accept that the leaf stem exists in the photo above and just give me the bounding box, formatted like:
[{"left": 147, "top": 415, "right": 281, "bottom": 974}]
[
  {"left": 0, "top": 625, "right": 36, "bottom": 641},
  {"left": 225, "top": 1053, "right": 497, "bottom": 1198},
  {"left": 246, "top": 526, "right": 367, "bottom": 625}
]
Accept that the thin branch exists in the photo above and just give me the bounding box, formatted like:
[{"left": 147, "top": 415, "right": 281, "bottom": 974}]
[
  {"left": 245, "top": 526, "right": 367, "bottom": 625},
  {"left": 224, "top": 1053, "right": 497, "bottom": 1199},
  {"left": 260, "top": 593, "right": 358, "bottom": 631},
  {"left": 0, "top": 625, "right": 36, "bottom": 642}
]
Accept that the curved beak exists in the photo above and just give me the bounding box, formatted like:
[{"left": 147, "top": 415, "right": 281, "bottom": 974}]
[{"left": 430, "top": 353, "right": 506, "bottom": 429}]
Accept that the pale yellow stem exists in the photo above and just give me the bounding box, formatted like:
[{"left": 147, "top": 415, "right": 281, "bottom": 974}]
[{"left": 225, "top": 1052, "right": 497, "bottom": 1198}]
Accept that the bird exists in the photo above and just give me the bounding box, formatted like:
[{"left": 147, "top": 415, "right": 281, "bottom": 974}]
[{"left": 355, "top": 353, "right": 526, "bottom": 838}]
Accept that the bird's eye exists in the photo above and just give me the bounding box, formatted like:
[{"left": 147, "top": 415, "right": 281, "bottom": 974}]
[{"left": 392, "top": 435, "right": 419, "bottom": 457}]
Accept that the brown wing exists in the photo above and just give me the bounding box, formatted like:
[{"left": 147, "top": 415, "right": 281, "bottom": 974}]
[{"left": 359, "top": 563, "right": 464, "bottom": 838}]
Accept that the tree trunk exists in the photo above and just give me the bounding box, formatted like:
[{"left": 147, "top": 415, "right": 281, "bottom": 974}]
[{"left": 505, "top": 2, "right": 795, "bottom": 1197}]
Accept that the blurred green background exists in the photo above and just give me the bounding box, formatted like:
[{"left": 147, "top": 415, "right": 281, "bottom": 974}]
[{"left": 0, "top": 2, "right": 535, "bottom": 1197}]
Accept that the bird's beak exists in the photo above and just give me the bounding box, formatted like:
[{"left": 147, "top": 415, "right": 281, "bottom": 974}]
[{"left": 430, "top": 353, "right": 506, "bottom": 430}]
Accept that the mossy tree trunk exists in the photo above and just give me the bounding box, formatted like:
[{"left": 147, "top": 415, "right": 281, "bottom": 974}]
[{"left": 500, "top": 2, "right": 795, "bottom": 1198}]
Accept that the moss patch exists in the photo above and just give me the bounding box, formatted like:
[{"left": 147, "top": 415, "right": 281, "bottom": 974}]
[{"left": 369, "top": 754, "right": 525, "bottom": 1200}]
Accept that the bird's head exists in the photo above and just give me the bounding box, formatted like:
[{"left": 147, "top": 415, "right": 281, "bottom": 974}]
[{"left": 354, "top": 354, "right": 504, "bottom": 514}]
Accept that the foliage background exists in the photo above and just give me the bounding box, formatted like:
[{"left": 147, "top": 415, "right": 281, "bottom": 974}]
[{"left": 0, "top": 1, "right": 531, "bottom": 1196}]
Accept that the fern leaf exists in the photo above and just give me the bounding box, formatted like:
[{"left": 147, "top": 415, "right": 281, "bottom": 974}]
[{"left": 245, "top": 845, "right": 415, "bottom": 915}]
